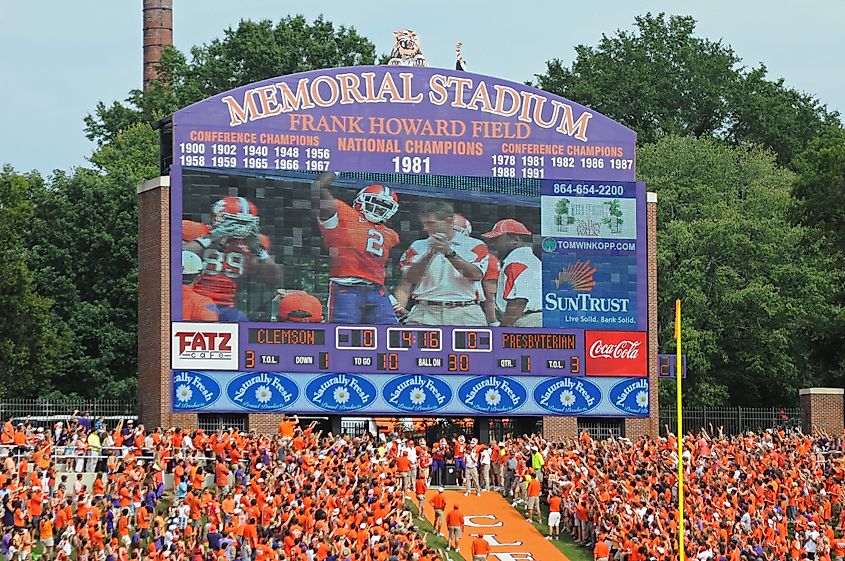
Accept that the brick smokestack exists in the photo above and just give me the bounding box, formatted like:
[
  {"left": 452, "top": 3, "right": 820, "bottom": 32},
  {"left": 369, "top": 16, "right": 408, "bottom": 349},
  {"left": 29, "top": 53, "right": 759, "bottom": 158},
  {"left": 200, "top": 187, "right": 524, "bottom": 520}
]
[{"left": 143, "top": 0, "right": 173, "bottom": 90}]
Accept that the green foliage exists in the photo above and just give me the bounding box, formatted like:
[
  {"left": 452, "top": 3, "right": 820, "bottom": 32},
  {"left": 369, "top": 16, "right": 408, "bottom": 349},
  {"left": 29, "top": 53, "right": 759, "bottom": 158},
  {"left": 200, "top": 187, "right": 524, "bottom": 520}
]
[
  {"left": 793, "top": 127, "right": 845, "bottom": 255},
  {"left": 89, "top": 122, "right": 160, "bottom": 180},
  {"left": 26, "top": 165, "right": 139, "bottom": 399},
  {"left": 532, "top": 13, "right": 839, "bottom": 166},
  {"left": 0, "top": 167, "right": 67, "bottom": 397},
  {"left": 641, "top": 136, "right": 839, "bottom": 406},
  {"left": 85, "top": 15, "right": 377, "bottom": 146},
  {"left": 791, "top": 128, "right": 845, "bottom": 387},
  {"left": 728, "top": 67, "right": 841, "bottom": 167}
]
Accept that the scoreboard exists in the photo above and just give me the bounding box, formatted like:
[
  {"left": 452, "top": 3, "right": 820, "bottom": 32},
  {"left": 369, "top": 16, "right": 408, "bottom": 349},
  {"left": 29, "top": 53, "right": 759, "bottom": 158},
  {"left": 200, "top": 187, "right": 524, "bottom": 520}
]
[
  {"left": 242, "top": 325, "right": 582, "bottom": 375},
  {"left": 167, "top": 65, "right": 651, "bottom": 417}
]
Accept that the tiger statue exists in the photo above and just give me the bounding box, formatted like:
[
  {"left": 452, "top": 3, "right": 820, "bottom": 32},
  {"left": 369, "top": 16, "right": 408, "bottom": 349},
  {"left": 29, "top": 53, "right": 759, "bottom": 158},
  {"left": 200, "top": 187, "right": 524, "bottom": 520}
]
[{"left": 387, "top": 29, "right": 429, "bottom": 67}]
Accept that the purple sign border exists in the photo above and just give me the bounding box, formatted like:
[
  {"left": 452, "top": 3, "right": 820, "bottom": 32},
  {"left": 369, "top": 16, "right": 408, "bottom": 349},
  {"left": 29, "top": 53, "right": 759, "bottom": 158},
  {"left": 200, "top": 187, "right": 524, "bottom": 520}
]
[{"left": 168, "top": 65, "right": 645, "bottom": 382}]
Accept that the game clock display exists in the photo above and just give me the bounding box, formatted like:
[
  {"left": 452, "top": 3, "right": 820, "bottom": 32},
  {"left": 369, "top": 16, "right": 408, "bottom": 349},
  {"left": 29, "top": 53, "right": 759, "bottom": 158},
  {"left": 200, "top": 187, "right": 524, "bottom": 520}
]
[{"left": 241, "top": 324, "right": 585, "bottom": 376}]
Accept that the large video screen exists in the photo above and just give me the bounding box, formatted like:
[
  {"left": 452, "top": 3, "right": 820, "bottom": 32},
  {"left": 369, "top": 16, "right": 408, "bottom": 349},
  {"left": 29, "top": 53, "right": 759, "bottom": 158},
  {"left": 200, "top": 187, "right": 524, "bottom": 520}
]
[{"left": 167, "top": 65, "right": 649, "bottom": 416}]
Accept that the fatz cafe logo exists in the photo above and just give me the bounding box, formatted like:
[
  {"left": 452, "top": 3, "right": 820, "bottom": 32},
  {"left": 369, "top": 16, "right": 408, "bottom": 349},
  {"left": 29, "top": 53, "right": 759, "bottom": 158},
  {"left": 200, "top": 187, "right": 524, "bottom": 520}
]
[{"left": 171, "top": 323, "right": 239, "bottom": 370}]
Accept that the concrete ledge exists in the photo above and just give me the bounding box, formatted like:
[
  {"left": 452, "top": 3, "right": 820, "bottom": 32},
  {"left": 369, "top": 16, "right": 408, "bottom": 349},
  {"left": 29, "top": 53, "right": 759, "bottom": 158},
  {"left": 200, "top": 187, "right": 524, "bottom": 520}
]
[
  {"left": 647, "top": 191, "right": 657, "bottom": 203},
  {"left": 799, "top": 387, "right": 845, "bottom": 396},
  {"left": 137, "top": 175, "right": 170, "bottom": 194}
]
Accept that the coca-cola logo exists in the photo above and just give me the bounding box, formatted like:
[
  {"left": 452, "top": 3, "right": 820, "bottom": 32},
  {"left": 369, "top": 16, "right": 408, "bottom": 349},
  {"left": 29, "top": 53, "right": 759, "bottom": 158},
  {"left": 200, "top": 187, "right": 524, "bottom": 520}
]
[
  {"left": 584, "top": 331, "right": 647, "bottom": 377},
  {"left": 589, "top": 339, "right": 641, "bottom": 359}
]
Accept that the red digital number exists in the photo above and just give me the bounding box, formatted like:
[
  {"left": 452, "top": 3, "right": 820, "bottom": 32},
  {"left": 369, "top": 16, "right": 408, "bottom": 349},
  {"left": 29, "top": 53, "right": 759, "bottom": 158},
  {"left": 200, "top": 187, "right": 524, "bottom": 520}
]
[
  {"left": 245, "top": 350, "right": 255, "bottom": 369},
  {"left": 362, "top": 329, "right": 375, "bottom": 348},
  {"left": 448, "top": 354, "right": 469, "bottom": 372},
  {"left": 427, "top": 330, "right": 440, "bottom": 349}
]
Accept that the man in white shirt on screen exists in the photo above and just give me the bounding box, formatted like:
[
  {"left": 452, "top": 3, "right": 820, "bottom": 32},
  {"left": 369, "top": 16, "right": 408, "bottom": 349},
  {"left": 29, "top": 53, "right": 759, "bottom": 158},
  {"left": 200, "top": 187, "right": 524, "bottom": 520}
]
[
  {"left": 397, "top": 200, "right": 489, "bottom": 326},
  {"left": 482, "top": 219, "right": 543, "bottom": 327}
]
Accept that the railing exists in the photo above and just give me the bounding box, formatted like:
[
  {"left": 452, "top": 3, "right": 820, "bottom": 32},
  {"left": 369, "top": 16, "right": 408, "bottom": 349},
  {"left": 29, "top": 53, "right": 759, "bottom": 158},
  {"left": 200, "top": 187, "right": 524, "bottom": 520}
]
[
  {"left": 196, "top": 413, "right": 248, "bottom": 433},
  {"left": 659, "top": 406, "right": 801, "bottom": 436},
  {"left": 0, "top": 399, "right": 137, "bottom": 428},
  {"left": 578, "top": 417, "right": 624, "bottom": 440}
]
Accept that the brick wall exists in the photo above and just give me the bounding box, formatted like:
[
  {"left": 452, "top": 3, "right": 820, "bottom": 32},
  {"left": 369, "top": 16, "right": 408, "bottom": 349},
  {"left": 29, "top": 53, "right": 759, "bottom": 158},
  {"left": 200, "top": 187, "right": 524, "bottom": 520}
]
[
  {"left": 249, "top": 414, "right": 290, "bottom": 434},
  {"left": 800, "top": 388, "right": 844, "bottom": 435},
  {"left": 138, "top": 177, "right": 197, "bottom": 429},
  {"left": 142, "top": 0, "right": 173, "bottom": 88},
  {"left": 542, "top": 417, "right": 577, "bottom": 441},
  {"left": 626, "top": 193, "right": 659, "bottom": 439}
]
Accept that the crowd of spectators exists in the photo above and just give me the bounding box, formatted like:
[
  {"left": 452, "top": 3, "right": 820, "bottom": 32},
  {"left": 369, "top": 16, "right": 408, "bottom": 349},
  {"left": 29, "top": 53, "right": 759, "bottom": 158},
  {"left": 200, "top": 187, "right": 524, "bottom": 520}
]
[
  {"left": 1, "top": 410, "right": 843, "bottom": 561},
  {"left": 0, "top": 413, "right": 446, "bottom": 561},
  {"left": 476, "top": 427, "right": 845, "bottom": 561}
]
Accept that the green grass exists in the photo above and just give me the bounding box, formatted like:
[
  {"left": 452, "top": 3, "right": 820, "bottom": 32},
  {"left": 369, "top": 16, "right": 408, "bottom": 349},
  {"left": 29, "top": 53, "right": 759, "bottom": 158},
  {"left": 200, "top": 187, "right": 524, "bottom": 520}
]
[
  {"left": 511, "top": 501, "right": 593, "bottom": 561},
  {"left": 405, "top": 499, "right": 466, "bottom": 561}
]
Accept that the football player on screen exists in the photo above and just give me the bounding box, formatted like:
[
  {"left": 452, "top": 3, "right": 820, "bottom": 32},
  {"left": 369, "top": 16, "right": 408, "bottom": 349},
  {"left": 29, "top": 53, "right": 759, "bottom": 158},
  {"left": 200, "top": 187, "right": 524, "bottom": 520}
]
[
  {"left": 312, "top": 171, "right": 401, "bottom": 324},
  {"left": 181, "top": 250, "right": 218, "bottom": 322},
  {"left": 182, "top": 196, "right": 282, "bottom": 322},
  {"left": 452, "top": 214, "right": 500, "bottom": 326}
]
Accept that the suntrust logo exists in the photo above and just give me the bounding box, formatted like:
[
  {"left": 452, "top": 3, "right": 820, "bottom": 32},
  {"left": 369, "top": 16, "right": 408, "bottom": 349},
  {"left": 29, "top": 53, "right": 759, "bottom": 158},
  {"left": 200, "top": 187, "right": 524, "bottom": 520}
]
[
  {"left": 545, "top": 261, "right": 631, "bottom": 313},
  {"left": 171, "top": 322, "right": 239, "bottom": 370},
  {"left": 554, "top": 261, "right": 596, "bottom": 291}
]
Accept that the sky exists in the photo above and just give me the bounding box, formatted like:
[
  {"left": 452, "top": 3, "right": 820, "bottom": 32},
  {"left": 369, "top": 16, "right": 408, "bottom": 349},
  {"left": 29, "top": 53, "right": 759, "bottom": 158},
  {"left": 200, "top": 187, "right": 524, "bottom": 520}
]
[{"left": 1, "top": 1, "right": 843, "bottom": 176}]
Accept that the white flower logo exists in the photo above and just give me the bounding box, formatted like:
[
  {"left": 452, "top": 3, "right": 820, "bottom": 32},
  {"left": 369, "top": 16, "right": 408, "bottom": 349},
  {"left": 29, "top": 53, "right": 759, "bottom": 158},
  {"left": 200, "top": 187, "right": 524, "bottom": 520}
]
[
  {"left": 176, "top": 384, "right": 193, "bottom": 403},
  {"left": 333, "top": 386, "right": 350, "bottom": 404},
  {"left": 484, "top": 389, "right": 501, "bottom": 407},
  {"left": 636, "top": 390, "right": 648, "bottom": 408},
  {"left": 560, "top": 390, "right": 576, "bottom": 408},
  {"left": 410, "top": 387, "right": 426, "bottom": 406},
  {"left": 255, "top": 385, "right": 272, "bottom": 404}
]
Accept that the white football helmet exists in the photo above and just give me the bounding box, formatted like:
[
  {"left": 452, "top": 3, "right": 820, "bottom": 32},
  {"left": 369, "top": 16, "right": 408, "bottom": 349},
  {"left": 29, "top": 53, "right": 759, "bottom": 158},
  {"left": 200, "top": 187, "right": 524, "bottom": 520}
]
[
  {"left": 353, "top": 184, "right": 399, "bottom": 223},
  {"left": 211, "top": 196, "right": 259, "bottom": 239}
]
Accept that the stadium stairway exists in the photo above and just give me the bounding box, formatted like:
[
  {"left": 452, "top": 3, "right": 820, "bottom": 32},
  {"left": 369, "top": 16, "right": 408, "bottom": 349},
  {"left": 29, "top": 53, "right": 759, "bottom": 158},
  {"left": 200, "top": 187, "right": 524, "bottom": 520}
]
[{"left": 419, "top": 489, "right": 571, "bottom": 561}]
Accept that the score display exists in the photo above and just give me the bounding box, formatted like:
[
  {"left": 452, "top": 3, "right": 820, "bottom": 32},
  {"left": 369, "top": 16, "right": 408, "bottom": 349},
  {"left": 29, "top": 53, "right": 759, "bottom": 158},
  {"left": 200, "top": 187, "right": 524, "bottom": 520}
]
[
  {"left": 241, "top": 324, "right": 586, "bottom": 376},
  {"left": 168, "top": 65, "right": 651, "bottom": 416}
]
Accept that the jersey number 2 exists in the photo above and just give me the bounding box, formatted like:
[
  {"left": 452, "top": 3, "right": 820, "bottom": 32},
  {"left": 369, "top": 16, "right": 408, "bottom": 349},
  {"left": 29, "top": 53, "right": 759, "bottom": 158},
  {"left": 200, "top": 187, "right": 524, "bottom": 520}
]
[{"left": 365, "top": 229, "right": 384, "bottom": 256}]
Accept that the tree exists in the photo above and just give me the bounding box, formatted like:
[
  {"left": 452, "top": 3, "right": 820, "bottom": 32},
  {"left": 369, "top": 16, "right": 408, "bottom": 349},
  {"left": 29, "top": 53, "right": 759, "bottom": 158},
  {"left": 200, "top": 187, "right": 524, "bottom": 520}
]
[
  {"left": 639, "top": 136, "right": 839, "bottom": 407},
  {"left": 85, "top": 15, "right": 377, "bottom": 146},
  {"left": 0, "top": 167, "right": 67, "bottom": 397},
  {"left": 554, "top": 198, "right": 575, "bottom": 231},
  {"left": 602, "top": 199, "right": 624, "bottom": 234},
  {"left": 793, "top": 127, "right": 845, "bottom": 256},
  {"left": 532, "top": 13, "right": 839, "bottom": 166},
  {"left": 27, "top": 165, "right": 139, "bottom": 399},
  {"left": 791, "top": 127, "right": 845, "bottom": 387}
]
